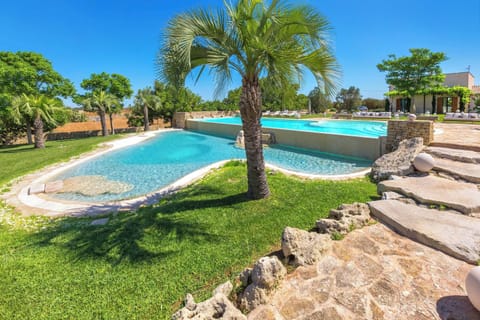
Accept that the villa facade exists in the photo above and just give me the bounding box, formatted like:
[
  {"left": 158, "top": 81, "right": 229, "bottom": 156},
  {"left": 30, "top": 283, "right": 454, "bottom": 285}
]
[{"left": 389, "top": 72, "right": 480, "bottom": 114}]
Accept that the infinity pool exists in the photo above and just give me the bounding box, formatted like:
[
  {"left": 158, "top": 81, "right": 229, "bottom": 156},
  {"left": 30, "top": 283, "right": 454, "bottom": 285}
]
[
  {"left": 50, "top": 130, "right": 371, "bottom": 203},
  {"left": 200, "top": 117, "right": 387, "bottom": 138}
]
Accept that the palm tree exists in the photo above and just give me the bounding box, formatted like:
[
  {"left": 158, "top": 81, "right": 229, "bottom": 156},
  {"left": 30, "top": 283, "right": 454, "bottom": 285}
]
[
  {"left": 12, "top": 94, "right": 64, "bottom": 148},
  {"left": 81, "top": 91, "right": 119, "bottom": 136},
  {"left": 158, "top": 0, "right": 339, "bottom": 199},
  {"left": 134, "top": 88, "right": 162, "bottom": 131}
]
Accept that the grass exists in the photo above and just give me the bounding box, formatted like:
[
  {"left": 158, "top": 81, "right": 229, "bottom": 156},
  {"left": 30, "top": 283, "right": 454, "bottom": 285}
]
[
  {"left": 0, "top": 136, "right": 122, "bottom": 187},
  {"left": 0, "top": 158, "right": 378, "bottom": 319}
]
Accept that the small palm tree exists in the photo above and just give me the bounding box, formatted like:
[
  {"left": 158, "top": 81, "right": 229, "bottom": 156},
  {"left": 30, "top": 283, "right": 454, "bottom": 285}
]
[
  {"left": 134, "top": 88, "right": 162, "bottom": 131},
  {"left": 81, "top": 90, "right": 119, "bottom": 136},
  {"left": 12, "top": 94, "right": 64, "bottom": 148},
  {"left": 158, "top": 0, "right": 339, "bottom": 199}
]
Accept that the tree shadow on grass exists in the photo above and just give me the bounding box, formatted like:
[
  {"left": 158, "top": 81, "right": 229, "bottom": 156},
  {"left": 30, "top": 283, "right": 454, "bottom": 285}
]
[{"left": 32, "top": 188, "right": 249, "bottom": 266}]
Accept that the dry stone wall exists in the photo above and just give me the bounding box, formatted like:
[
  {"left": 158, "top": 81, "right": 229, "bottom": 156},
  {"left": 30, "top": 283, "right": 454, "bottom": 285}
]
[{"left": 386, "top": 120, "right": 433, "bottom": 152}]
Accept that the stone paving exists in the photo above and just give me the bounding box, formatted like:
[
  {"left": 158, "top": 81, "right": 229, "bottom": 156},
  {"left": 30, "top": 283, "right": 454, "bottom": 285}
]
[
  {"left": 247, "top": 223, "right": 479, "bottom": 320},
  {"left": 433, "top": 123, "right": 480, "bottom": 150}
]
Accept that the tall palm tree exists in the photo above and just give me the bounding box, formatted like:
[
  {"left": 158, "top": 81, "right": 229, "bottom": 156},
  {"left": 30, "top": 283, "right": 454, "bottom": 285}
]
[
  {"left": 134, "top": 88, "right": 162, "bottom": 131},
  {"left": 158, "top": 0, "right": 339, "bottom": 199},
  {"left": 81, "top": 90, "right": 119, "bottom": 136},
  {"left": 12, "top": 94, "right": 64, "bottom": 148}
]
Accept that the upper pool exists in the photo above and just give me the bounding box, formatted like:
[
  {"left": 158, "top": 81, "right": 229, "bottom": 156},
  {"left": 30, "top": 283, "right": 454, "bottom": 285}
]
[
  {"left": 199, "top": 117, "right": 387, "bottom": 138},
  {"left": 49, "top": 130, "right": 371, "bottom": 203}
]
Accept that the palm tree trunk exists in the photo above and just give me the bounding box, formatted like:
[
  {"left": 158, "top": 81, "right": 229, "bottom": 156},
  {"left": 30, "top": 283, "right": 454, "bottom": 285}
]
[
  {"left": 99, "top": 111, "right": 109, "bottom": 136},
  {"left": 25, "top": 119, "right": 33, "bottom": 144},
  {"left": 143, "top": 105, "right": 150, "bottom": 131},
  {"left": 33, "top": 116, "right": 45, "bottom": 149},
  {"left": 239, "top": 76, "right": 270, "bottom": 199},
  {"left": 109, "top": 113, "right": 115, "bottom": 135}
]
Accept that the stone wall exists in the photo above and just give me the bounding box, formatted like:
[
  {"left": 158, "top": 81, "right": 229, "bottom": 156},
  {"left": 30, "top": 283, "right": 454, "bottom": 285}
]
[
  {"left": 386, "top": 120, "right": 433, "bottom": 152},
  {"left": 172, "top": 111, "right": 237, "bottom": 128}
]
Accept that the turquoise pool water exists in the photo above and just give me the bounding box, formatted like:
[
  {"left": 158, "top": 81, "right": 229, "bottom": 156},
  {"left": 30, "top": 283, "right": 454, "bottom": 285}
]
[
  {"left": 199, "top": 117, "right": 387, "bottom": 138},
  {"left": 50, "top": 131, "right": 371, "bottom": 203}
]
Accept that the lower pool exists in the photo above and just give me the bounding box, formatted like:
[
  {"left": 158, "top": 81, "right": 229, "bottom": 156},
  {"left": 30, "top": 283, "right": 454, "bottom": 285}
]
[{"left": 50, "top": 130, "right": 371, "bottom": 203}]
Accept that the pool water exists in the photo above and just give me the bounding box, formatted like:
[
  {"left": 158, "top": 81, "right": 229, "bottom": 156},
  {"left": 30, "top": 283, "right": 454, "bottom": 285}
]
[
  {"left": 200, "top": 117, "right": 387, "bottom": 138},
  {"left": 50, "top": 131, "right": 371, "bottom": 203}
]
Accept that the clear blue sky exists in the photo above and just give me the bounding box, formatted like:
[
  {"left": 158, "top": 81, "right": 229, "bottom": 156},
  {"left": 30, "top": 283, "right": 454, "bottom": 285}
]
[{"left": 1, "top": 0, "right": 479, "bottom": 105}]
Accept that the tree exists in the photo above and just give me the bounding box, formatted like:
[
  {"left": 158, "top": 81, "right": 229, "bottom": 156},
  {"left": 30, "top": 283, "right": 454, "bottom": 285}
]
[
  {"left": 0, "top": 51, "right": 75, "bottom": 144},
  {"left": 133, "top": 87, "right": 162, "bottom": 131},
  {"left": 362, "top": 98, "right": 385, "bottom": 111},
  {"left": 80, "top": 91, "right": 119, "bottom": 136},
  {"left": 377, "top": 48, "right": 447, "bottom": 113},
  {"left": 77, "top": 72, "right": 133, "bottom": 134},
  {"left": 308, "top": 87, "right": 332, "bottom": 113},
  {"left": 158, "top": 0, "right": 339, "bottom": 199},
  {"left": 11, "top": 94, "right": 64, "bottom": 148},
  {"left": 335, "top": 86, "right": 362, "bottom": 111}
]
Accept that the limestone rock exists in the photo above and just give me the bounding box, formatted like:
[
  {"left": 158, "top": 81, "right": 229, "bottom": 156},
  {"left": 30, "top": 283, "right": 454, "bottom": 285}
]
[
  {"left": 240, "top": 285, "right": 269, "bottom": 311},
  {"left": 213, "top": 281, "right": 233, "bottom": 297},
  {"left": 250, "top": 256, "right": 286, "bottom": 289},
  {"left": 371, "top": 137, "right": 424, "bottom": 182},
  {"left": 239, "top": 268, "right": 252, "bottom": 287},
  {"left": 413, "top": 152, "right": 435, "bottom": 172},
  {"left": 172, "top": 293, "right": 246, "bottom": 320},
  {"left": 317, "top": 203, "right": 371, "bottom": 235},
  {"left": 235, "top": 130, "right": 245, "bottom": 148},
  {"left": 239, "top": 256, "right": 286, "bottom": 312},
  {"left": 281, "top": 227, "right": 332, "bottom": 266}
]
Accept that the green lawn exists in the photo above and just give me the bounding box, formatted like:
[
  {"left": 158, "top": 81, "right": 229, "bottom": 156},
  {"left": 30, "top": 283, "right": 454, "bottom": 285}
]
[
  {"left": 0, "top": 136, "right": 122, "bottom": 186},
  {"left": 0, "top": 138, "right": 378, "bottom": 319}
]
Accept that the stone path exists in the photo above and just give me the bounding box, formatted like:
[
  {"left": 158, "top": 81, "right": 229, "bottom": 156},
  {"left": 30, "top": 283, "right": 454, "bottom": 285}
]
[
  {"left": 248, "top": 223, "right": 479, "bottom": 320},
  {"left": 378, "top": 175, "right": 480, "bottom": 214},
  {"left": 432, "top": 157, "right": 480, "bottom": 184},
  {"left": 433, "top": 123, "right": 480, "bottom": 151},
  {"left": 369, "top": 200, "right": 480, "bottom": 264}
]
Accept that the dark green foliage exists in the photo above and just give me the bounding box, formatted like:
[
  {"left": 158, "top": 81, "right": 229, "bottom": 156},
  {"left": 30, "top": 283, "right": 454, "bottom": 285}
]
[
  {"left": 362, "top": 98, "right": 385, "bottom": 111},
  {"left": 377, "top": 48, "right": 447, "bottom": 112},
  {"left": 335, "top": 86, "right": 362, "bottom": 111},
  {"left": 308, "top": 86, "right": 332, "bottom": 113},
  {"left": 0, "top": 52, "right": 75, "bottom": 144}
]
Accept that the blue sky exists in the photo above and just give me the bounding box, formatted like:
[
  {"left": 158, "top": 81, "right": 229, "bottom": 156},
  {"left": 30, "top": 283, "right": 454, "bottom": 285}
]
[{"left": 1, "top": 0, "right": 479, "bottom": 105}]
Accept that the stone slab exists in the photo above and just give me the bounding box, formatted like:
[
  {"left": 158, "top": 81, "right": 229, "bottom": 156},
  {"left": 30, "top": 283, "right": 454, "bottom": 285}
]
[
  {"left": 369, "top": 200, "right": 480, "bottom": 264},
  {"left": 433, "top": 157, "right": 480, "bottom": 184},
  {"left": 425, "top": 146, "right": 480, "bottom": 164},
  {"left": 378, "top": 175, "right": 480, "bottom": 214}
]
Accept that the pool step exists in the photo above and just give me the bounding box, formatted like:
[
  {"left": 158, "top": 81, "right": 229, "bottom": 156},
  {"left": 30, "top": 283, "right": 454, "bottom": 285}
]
[
  {"left": 369, "top": 200, "right": 480, "bottom": 264},
  {"left": 378, "top": 175, "right": 480, "bottom": 214}
]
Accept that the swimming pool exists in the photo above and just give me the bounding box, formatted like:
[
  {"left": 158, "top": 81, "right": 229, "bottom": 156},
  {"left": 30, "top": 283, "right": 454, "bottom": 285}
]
[
  {"left": 200, "top": 117, "right": 387, "bottom": 138},
  {"left": 50, "top": 130, "right": 371, "bottom": 203}
]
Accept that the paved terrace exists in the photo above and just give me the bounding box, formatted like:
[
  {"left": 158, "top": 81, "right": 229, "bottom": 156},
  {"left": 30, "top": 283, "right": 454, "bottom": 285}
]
[{"left": 248, "top": 223, "right": 479, "bottom": 320}]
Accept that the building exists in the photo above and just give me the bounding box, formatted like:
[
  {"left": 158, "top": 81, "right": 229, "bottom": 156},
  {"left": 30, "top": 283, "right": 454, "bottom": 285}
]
[{"left": 389, "top": 72, "right": 480, "bottom": 114}]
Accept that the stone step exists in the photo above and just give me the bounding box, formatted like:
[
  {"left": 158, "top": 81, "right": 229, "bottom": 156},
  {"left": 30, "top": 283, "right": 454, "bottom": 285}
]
[
  {"left": 369, "top": 200, "right": 480, "bottom": 264},
  {"left": 425, "top": 146, "right": 480, "bottom": 164},
  {"left": 378, "top": 175, "right": 480, "bottom": 214},
  {"left": 433, "top": 157, "right": 480, "bottom": 184}
]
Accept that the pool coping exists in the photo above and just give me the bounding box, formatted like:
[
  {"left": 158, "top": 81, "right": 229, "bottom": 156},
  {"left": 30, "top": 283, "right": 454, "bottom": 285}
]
[{"left": 3, "top": 129, "right": 372, "bottom": 218}]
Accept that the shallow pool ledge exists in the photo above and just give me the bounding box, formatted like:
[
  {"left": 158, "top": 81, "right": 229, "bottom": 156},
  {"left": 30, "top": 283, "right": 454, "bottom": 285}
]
[{"left": 186, "top": 120, "right": 384, "bottom": 161}]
